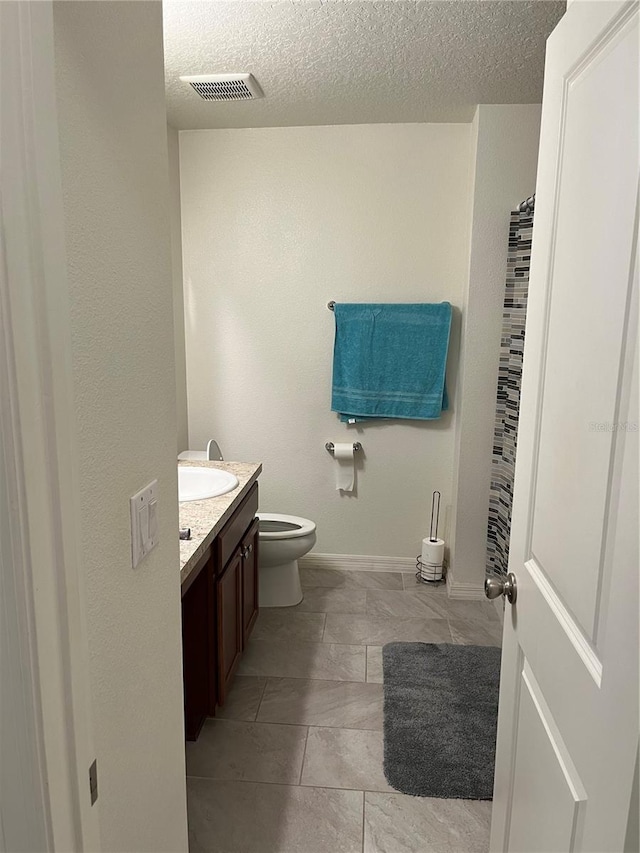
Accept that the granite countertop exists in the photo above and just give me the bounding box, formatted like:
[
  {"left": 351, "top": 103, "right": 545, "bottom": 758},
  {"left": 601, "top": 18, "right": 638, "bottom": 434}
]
[{"left": 179, "top": 460, "right": 262, "bottom": 588}]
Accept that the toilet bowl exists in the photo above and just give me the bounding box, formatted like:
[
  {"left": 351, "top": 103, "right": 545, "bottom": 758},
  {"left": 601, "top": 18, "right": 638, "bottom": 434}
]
[{"left": 257, "top": 513, "right": 316, "bottom": 607}]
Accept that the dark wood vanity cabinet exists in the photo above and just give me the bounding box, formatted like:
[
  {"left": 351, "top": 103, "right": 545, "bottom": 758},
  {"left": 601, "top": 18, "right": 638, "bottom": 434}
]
[
  {"left": 241, "top": 518, "right": 259, "bottom": 646},
  {"left": 216, "top": 549, "right": 242, "bottom": 706},
  {"left": 181, "top": 482, "right": 259, "bottom": 741}
]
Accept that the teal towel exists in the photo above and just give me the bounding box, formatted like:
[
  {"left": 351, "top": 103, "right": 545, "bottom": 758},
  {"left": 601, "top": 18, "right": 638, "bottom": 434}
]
[{"left": 331, "top": 302, "right": 452, "bottom": 422}]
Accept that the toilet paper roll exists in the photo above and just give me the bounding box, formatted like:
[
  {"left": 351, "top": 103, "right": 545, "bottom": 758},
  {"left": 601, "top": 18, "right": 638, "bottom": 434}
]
[
  {"left": 333, "top": 443, "right": 355, "bottom": 492},
  {"left": 421, "top": 538, "right": 445, "bottom": 581}
]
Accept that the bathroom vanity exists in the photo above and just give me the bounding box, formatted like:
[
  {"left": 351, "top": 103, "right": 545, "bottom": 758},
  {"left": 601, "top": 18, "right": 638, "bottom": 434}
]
[{"left": 179, "top": 461, "right": 262, "bottom": 740}]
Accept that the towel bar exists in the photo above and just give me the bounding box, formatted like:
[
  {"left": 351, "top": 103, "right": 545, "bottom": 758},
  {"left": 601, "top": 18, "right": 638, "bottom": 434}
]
[
  {"left": 325, "top": 441, "right": 362, "bottom": 454},
  {"left": 327, "top": 301, "right": 336, "bottom": 311}
]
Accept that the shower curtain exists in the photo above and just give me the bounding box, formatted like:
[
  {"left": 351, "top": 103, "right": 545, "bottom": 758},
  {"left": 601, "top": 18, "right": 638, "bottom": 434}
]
[{"left": 486, "top": 206, "right": 533, "bottom": 578}]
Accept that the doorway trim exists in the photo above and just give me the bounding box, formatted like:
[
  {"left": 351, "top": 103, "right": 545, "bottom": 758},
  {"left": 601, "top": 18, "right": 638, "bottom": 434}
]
[{"left": 0, "top": 2, "right": 99, "bottom": 849}]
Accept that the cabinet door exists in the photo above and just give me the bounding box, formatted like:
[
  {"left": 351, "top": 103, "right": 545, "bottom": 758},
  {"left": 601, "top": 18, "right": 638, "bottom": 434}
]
[
  {"left": 241, "top": 518, "right": 259, "bottom": 647},
  {"left": 182, "top": 560, "right": 211, "bottom": 740},
  {"left": 216, "top": 549, "right": 242, "bottom": 705},
  {"left": 206, "top": 556, "right": 218, "bottom": 716}
]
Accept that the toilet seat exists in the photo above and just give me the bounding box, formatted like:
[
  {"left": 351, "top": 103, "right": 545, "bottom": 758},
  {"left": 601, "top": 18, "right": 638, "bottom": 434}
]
[{"left": 257, "top": 513, "right": 316, "bottom": 540}]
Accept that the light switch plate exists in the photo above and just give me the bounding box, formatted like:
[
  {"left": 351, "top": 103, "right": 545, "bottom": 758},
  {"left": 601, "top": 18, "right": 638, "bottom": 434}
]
[{"left": 130, "top": 479, "right": 159, "bottom": 568}]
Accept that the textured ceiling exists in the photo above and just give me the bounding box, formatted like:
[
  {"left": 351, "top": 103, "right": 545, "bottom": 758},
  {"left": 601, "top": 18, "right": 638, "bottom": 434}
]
[{"left": 164, "top": 1, "right": 565, "bottom": 129}]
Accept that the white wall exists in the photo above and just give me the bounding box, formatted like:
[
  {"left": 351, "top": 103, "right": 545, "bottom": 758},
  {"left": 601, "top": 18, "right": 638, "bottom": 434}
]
[
  {"left": 168, "top": 124, "right": 189, "bottom": 452},
  {"left": 53, "top": 3, "right": 188, "bottom": 850},
  {"left": 448, "top": 104, "right": 542, "bottom": 595},
  {"left": 180, "top": 124, "right": 473, "bottom": 557}
]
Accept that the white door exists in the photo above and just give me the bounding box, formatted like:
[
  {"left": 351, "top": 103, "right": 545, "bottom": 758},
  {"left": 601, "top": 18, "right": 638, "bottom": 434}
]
[{"left": 490, "top": 2, "right": 639, "bottom": 852}]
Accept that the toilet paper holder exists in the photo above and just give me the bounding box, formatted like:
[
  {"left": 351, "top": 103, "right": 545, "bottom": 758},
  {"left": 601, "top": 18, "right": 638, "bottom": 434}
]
[{"left": 325, "top": 441, "right": 362, "bottom": 454}]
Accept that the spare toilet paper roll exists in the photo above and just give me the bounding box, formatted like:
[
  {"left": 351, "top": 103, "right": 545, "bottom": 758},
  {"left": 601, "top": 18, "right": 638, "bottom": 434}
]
[
  {"left": 421, "top": 538, "right": 445, "bottom": 571},
  {"left": 333, "top": 443, "right": 355, "bottom": 492},
  {"left": 420, "top": 538, "right": 445, "bottom": 581}
]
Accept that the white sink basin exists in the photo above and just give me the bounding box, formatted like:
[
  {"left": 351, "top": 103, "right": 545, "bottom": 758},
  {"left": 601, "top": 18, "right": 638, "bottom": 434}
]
[{"left": 178, "top": 466, "right": 238, "bottom": 503}]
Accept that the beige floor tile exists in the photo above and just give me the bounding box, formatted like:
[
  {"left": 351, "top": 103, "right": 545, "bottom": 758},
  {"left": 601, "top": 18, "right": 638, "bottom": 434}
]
[
  {"left": 186, "top": 719, "right": 307, "bottom": 784},
  {"left": 324, "top": 614, "right": 451, "bottom": 645},
  {"left": 368, "top": 586, "right": 502, "bottom": 624},
  {"left": 257, "top": 677, "right": 383, "bottom": 730},
  {"left": 366, "top": 646, "right": 384, "bottom": 683},
  {"left": 238, "top": 638, "right": 366, "bottom": 682},
  {"left": 301, "top": 727, "right": 393, "bottom": 792},
  {"left": 215, "top": 676, "right": 266, "bottom": 722},
  {"left": 366, "top": 589, "right": 450, "bottom": 620},
  {"left": 188, "top": 778, "right": 363, "bottom": 853},
  {"left": 187, "top": 555, "right": 498, "bottom": 852},
  {"left": 252, "top": 609, "right": 326, "bottom": 642},
  {"left": 292, "top": 586, "right": 367, "bottom": 614},
  {"left": 402, "top": 573, "right": 448, "bottom": 592},
  {"left": 300, "top": 567, "right": 403, "bottom": 590},
  {"left": 364, "top": 792, "right": 492, "bottom": 853},
  {"left": 448, "top": 618, "right": 503, "bottom": 646},
  {"left": 445, "top": 598, "right": 502, "bottom": 624}
]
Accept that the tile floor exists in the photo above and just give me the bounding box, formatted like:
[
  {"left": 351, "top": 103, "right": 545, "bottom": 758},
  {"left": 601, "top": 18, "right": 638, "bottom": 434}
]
[{"left": 186, "top": 566, "right": 503, "bottom": 853}]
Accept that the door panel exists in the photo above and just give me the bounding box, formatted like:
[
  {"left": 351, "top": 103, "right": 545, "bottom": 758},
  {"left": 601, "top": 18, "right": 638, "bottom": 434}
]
[
  {"left": 529, "top": 4, "right": 639, "bottom": 639},
  {"left": 508, "top": 662, "right": 587, "bottom": 853},
  {"left": 491, "top": 3, "right": 639, "bottom": 852}
]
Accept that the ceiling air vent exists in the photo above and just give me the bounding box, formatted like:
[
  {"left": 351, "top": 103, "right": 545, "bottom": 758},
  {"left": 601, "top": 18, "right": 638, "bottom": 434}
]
[{"left": 180, "top": 73, "right": 264, "bottom": 102}]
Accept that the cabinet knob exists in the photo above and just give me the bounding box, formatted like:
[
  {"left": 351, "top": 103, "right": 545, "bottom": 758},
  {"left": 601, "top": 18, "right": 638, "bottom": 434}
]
[{"left": 241, "top": 543, "right": 253, "bottom": 559}]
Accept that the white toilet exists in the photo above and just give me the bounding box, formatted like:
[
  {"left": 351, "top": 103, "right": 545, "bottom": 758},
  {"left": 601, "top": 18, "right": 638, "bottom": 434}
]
[{"left": 257, "top": 513, "right": 316, "bottom": 607}]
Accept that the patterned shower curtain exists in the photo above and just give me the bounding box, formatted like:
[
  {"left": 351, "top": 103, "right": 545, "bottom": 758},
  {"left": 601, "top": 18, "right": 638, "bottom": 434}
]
[{"left": 486, "top": 207, "right": 534, "bottom": 578}]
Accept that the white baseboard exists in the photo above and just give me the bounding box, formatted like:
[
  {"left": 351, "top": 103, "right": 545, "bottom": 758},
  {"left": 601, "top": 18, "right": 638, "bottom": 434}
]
[
  {"left": 445, "top": 571, "right": 487, "bottom": 600},
  {"left": 301, "top": 555, "right": 490, "bottom": 602},
  {"left": 300, "top": 552, "right": 416, "bottom": 573}
]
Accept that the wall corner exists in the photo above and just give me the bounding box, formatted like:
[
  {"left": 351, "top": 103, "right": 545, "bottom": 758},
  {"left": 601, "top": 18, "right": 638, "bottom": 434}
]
[{"left": 449, "top": 104, "right": 542, "bottom": 596}]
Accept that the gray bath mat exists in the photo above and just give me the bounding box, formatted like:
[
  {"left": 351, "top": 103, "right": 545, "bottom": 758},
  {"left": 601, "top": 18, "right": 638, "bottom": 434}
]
[{"left": 382, "top": 642, "right": 501, "bottom": 800}]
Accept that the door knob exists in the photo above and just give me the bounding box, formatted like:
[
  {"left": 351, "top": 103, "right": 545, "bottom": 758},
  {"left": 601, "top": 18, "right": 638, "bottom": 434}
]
[{"left": 484, "top": 572, "right": 517, "bottom": 605}]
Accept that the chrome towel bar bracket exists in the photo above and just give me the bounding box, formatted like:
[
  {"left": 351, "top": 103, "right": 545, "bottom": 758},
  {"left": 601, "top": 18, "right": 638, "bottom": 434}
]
[
  {"left": 326, "top": 441, "right": 362, "bottom": 454},
  {"left": 327, "top": 301, "right": 336, "bottom": 311}
]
